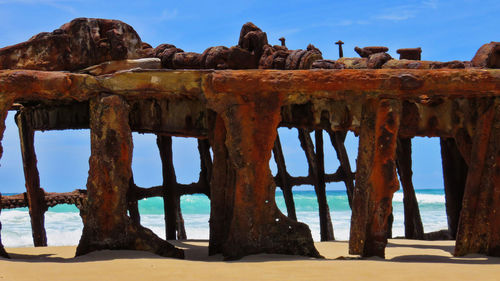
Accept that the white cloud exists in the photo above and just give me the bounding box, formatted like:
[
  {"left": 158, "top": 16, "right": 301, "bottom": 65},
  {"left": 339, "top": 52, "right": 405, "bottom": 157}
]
[
  {"left": 337, "top": 20, "right": 353, "bottom": 26},
  {"left": 374, "top": 5, "right": 417, "bottom": 21},
  {"left": 422, "top": 0, "right": 439, "bottom": 9},
  {"left": 158, "top": 9, "right": 178, "bottom": 22},
  {"left": 275, "top": 28, "right": 302, "bottom": 36},
  {"left": 375, "top": 13, "right": 415, "bottom": 21},
  {"left": 333, "top": 19, "right": 370, "bottom": 26},
  {"left": 355, "top": 20, "right": 370, "bottom": 25},
  {"left": 0, "top": 0, "right": 80, "bottom": 14},
  {"left": 374, "top": 1, "right": 440, "bottom": 22},
  {"left": 0, "top": 0, "right": 81, "bottom": 4}
]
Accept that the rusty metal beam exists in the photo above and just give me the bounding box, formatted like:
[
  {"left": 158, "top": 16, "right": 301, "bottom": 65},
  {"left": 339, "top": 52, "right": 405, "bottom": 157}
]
[
  {"left": 1, "top": 189, "right": 86, "bottom": 210},
  {"left": 16, "top": 110, "right": 47, "bottom": 247},
  {"left": 1, "top": 69, "right": 497, "bottom": 102},
  {"left": 2, "top": 69, "right": 498, "bottom": 140}
]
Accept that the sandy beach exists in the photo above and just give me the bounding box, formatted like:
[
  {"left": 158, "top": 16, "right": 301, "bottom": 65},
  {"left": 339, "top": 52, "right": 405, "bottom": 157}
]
[{"left": 1, "top": 239, "right": 499, "bottom": 281}]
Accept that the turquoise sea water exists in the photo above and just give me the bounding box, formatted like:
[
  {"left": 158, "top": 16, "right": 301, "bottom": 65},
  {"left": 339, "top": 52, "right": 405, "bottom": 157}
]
[{"left": 0, "top": 189, "right": 447, "bottom": 247}]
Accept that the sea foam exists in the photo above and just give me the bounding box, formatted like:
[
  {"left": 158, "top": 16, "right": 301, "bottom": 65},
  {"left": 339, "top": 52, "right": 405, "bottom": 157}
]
[
  {"left": 0, "top": 190, "right": 448, "bottom": 247},
  {"left": 392, "top": 192, "right": 445, "bottom": 204}
]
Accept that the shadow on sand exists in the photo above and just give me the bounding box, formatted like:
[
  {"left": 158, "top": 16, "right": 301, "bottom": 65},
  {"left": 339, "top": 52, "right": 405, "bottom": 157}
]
[{"left": 1, "top": 240, "right": 499, "bottom": 265}]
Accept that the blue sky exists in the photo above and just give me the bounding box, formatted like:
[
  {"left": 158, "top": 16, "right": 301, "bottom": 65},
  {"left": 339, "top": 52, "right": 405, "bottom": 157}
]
[{"left": 0, "top": 0, "right": 498, "bottom": 193}]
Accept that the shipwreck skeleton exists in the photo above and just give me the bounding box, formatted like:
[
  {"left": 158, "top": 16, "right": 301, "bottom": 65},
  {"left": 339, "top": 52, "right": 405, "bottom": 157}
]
[{"left": 0, "top": 18, "right": 499, "bottom": 260}]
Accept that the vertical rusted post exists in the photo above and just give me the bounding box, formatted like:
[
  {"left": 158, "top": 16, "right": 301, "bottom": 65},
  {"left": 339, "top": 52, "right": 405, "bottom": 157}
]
[
  {"left": 273, "top": 133, "right": 297, "bottom": 221},
  {"left": 394, "top": 47, "right": 424, "bottom": 240},
  {"left": 279, "top": 37, "right": 286, "bottom": 47},
  {"left": 327, "top": 131, "right": 355, "bottom": 207},
  {"left": 127, "top": 176, "right": 141, "bottom": 225},
  {"left": 16, "top": 109, "right": 47, "bottom": 247},
  {"left": 440, "top": 138, "right": 467, "bottom": 239},
  {"left": 206, "top": 87, "right": 319, "bottom": 259},
  {"left": 298, "top": 129, "right": 335, "bottom": 241},
  {"left": 208, "top": 114, "right": 234, "bottom": 256},
  {"left": 176, "top": 200, "right": 187, "bottom": 239},
  {"left": 0, "top": 96, "right": 13, "bottom": 258},
  {"left": 157, "top": 135, "right": 186, "bottom": 240},
  {"left": 198, "top": 139, "right": 212, "bottom": 197},
  {"left": 335, "top": 40, "right": 344, "bottom": 58},
  {"left": 76, "top": 95, "right": 183, "bottom": 258},
  {"left": 396, "top": 138, "right": 424, "bottom": 239},
  {"left": 455, "top": 99, "right": 500, "bottom": 257},
  {"left": 128, "top": 200, "right": 141, "bottom": 225},
  {"left": 315, "top": 130, "right": 335, "bottom": 240},
  {"left": 0, "top": 96, "right": 14, "bottom": 166},
  {"left": 349, "top": 99, "right": 401, "bottom": 258}
]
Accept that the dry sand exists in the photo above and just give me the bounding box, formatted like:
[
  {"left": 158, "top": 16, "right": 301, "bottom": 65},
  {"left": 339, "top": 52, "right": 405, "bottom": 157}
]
[{"left": 1, "top": 239, "right": 499, "bottom": 281}]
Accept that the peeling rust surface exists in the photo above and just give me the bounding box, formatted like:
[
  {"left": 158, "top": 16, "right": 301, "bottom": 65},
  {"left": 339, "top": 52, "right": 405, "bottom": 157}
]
[
  {"left": 455, "top": 98, "right": 500, "bottom": 256},
  {"left": 0, "top": 70, "right": 99, "bottom": 102},
  {"left": 1, "top": 68, "right": 498, "bottom": 103},
  {"left": 206, "top": 81, "right": 320, "bottom": 259},
  {"left": 208, "top": 69, "right": 499, "bottom": 100},
  {"left": 349, "top": 99, "right": 401, "bottom": 258},
  {"left": 76, "top": 94, "right": 183, "bottom": 258},
  {"left": 0, "top": 18, "right": 143, "bottom": 71},
  {"left": 0, "top": 95, "right": 15, "bottom": 160}
]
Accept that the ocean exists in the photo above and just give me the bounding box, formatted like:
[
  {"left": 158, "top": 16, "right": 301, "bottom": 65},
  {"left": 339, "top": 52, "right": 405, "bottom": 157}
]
[{"left": 0, "top": 189, "right": 447, "bottom": 247}]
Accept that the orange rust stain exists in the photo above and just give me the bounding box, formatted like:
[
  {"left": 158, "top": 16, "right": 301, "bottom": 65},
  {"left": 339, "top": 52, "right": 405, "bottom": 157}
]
[
  {"left": 209, "top": 69, "right": 499, "bottom": 99},
  {"left": 0, "top": 96, "right": 15, "bottom": 159},
  {"left": 0, "top": 69, "right": 498, "bottom": 104},
  {"left": 213, "top": 88, "right": 285, "bottom": 231},
  {"left": 369, "top": 101, "right": 400, "bottom": 203},
  {"left": 119, "top": 142, "right": 131, "bottom": 164}
]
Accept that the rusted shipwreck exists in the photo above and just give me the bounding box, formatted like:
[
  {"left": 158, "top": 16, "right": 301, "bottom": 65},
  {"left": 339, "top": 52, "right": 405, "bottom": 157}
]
[{"left": 0, "top": 18, "right": 499, "bottom": 260}]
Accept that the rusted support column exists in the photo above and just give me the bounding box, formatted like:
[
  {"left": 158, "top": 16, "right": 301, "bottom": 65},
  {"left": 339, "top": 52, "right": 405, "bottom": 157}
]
[
  {"left": 396, "top": 138, "right": 424, "bottom": 239},
  {"left": 127, "top": 199, "right": 141, "bottom": 225},
  {"left": 176, "top": 201, "right": 187, "bottom": 239},
  {"left": 440, "top": 138, "right": 467, "bottom": 239},
  {"left": 208, "top": 114, "right": 234, "bottom": 256},
  {"left": 272, "top": 133, "right": 297, "bottom": 221},
  {"left": 298, "top": 129, "right": 335, "bottom": 241},
  {"left": 76, "top": 95, "right": 183, "bottom": 258},
  {"left": 197, "top": 139, "right": 212, "bottom": 197},
  {"left": 315, "top": 130, "right": 335, "bottom": 240},
  {"left": 0, "top": 96, "right": 13, "bottom": 258},
  {"left": 396, "top": 47, "right": 423, "bottom": 240},
  {"left": 0, "top": 96, "right": 14, "bottom": 164},
  {"left": 127, "top": 177, "right": 141, "bottom": 225},
  {"left": 327, "top": 131, "right": 355, "bottom": 207},
  {"left": 455, "top": 98, "right": 500, "bottom": 257},
  {"left": 349, "top": 99, "right": 401, "bottom": 258},
  {"left": 157, "top": 135, "right": 186, "bottom": 240},
  {"left": 15, "top": 110, "right": 47, "bottom": 247},
  {"left": 206, "top": 82, "right": 320, "bottom": 259}
]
